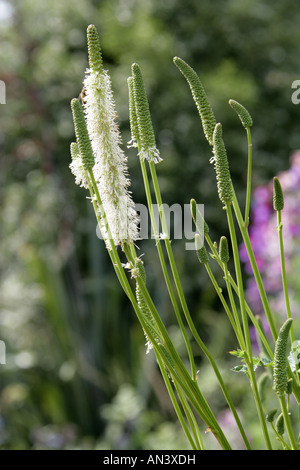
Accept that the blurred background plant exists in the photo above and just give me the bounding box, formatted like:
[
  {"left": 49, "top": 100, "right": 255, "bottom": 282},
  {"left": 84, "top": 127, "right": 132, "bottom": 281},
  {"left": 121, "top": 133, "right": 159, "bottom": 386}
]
[{"left": 1, "top": 0, "right": 300, "bottom": 449}]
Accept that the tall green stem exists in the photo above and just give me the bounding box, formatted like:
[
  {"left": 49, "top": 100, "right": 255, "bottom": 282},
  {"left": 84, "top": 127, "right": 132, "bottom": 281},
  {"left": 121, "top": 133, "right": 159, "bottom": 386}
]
[
  {"left": 139, "top": 159, "right": 196, "bottom": 379},
  {"left": 146, "top": 161, "right": 250, "bottom": 449},
  {"left": 232, "top": 189, "right": 278, "bottom": 341},
  {"left": 277, "top": 210, "right": 295, "bottom": 345},
  {"left": 278, "top": 395, "right": 298, "bottom": 450},
  {"left": 226, "top": 202, "right": 272, "bottom": 450},
  {"left": 244, "top": 127, "right": 252, "bottom": 227}
]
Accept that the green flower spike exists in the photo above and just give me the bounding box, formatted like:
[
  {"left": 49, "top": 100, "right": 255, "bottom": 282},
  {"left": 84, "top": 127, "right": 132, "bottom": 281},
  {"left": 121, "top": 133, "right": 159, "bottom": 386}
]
[
  {"left": 212, "top": 123, "right": 233, "bottom": 205},
  {"left": 219, "top": 236, "right": 230, "bottom": 264},
  {"left": 71, "top": 98, "right": 95, "bottom": 170},
  {"left": 229, "top": 99, "right": 253, "bottom": 129},
  {"left": 190, "top": 198, "right": 209, "bottom": 235},
  {"left": 131, "top": 63, "right": 162, "bottom": 163},
  {"left": 173, "top": 56, "right": 216, "bottom": 146},
  {"left": 273, "top": 177, "right": 284, "bottom": 212},
  {"left": 195, "top": 234, "right": 209, "bottom": 264},
  {"left": 127, "top": 76, "right": 140, "bottom": 148},
  {"left": 86, "top": 24, "right": 103, "bottom": 73},
  {"left": 134, "top": 258, "right": 160, "bottom": 353},
  {"left": 273, "top": 318, "right": 293, "bottom": 397}
]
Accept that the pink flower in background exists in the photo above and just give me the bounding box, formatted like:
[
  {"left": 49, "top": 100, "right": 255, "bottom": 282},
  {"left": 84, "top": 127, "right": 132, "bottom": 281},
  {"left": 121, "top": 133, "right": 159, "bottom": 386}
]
[{"left": 240, "top": 152, "right": 300, "bottom": 323}]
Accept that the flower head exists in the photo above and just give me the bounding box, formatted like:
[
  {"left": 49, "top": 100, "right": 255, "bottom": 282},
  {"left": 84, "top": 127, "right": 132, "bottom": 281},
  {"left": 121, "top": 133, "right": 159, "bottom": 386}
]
[
  {"left": 173, "top": 56, "right": 216, "bottom": 146},
  {"left": 131, "top": 63, "right": 162, "bottom": 164},
  {"left": 82, "top": 25, "right": 139, "bottom": 248},
  {"left": 212, "top": 123, "right": 233, "bottom": 205}
]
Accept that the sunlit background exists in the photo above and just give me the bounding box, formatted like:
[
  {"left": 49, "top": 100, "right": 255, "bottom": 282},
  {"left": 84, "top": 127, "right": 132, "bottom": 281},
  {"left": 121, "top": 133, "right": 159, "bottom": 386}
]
[{"left": 1, "top": 0, "right": 300, "bottom": 449}]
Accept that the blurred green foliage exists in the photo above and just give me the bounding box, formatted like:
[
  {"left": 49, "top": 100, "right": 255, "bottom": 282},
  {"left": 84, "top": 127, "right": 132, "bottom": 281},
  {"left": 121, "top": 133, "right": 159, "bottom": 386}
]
[{"left": 1, "top": 0, "right": 300, "bottom": 449}]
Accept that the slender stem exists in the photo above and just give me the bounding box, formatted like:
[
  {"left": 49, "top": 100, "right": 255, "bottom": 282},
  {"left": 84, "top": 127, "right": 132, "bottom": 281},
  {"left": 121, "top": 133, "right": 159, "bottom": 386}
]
[
  {"left": 139, "top": 159, "right": 196, "bottom": 379},
  {"left": 173, "top": 380, "right": 204, "bottom": 450},
  {"left": 87, "top": 177, "right": 230, "bottom": 448},
  {"left": 205, "top": 234, "right": 274, "bottom": 359},
  {"left": 278, "top": 395, "right": 298, "bottom": 450},
  {"left": 223, "top": 262, "right": 247, "bottom": 350},
  {"left": 152, "top": 340, "right": 232, "bottom": 449},
  {"left": 270, "top": 422, "right": 291, "bottom": 450},
  {"left": 231, "top": 195, "right": 300, "bottom": 402},
  {"left": 156, "top": 355, "right": 199, "bottom": 450},
  {"left": 232, "top": 189, "right": 278, "bottom": 341},
  {"left": 146, "top": 161, "right": 250, "bottom": 449},
  {"left": 226, "top": 203, "right": 252, "bottom": 357},
  {"left": 277, "top": 210, "right": 295, "bottom": 345},
  {"left": 226, "top": 202, "right": 272, "bottom": 450},
  {"left": 244, "top": 127, "right": 252, "bottom": 227},
  {"left": 121, "top": 244, "right": 231, "bottom": 448},
  {"left": 205, "top": 263, "right": 246, "bottom": 350}
]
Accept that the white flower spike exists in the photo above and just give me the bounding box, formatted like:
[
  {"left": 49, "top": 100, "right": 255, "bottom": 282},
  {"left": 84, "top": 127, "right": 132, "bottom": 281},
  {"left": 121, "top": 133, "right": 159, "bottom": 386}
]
[{"left": 82, "top": 25, "right": 139, "bottom": 248}]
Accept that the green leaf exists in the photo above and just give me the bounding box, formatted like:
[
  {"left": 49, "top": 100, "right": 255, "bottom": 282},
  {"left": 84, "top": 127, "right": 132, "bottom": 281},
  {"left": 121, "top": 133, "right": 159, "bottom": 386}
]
[
  {"left": 231, "top": 365, "right": 248, "bottom": 373},
  {"left": 229, "top": 349, "right": 247, "bottom": 358},
  {"left": 288, "top": 340, "right": 300, "bottom": 372}
]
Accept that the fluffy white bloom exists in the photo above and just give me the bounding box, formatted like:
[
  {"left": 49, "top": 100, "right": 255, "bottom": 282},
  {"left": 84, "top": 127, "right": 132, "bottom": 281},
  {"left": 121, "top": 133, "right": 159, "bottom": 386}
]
[{"left": 83, "top": 68, "right": 139, "bottom": 248}]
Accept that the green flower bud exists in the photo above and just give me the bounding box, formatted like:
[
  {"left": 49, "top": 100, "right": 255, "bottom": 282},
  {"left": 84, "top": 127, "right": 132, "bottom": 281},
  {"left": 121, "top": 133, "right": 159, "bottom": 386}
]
[
  {"left": 219, "top": 236, "right": 229, "bottom": 264},
  {"left": 275, "top": 412, "right": 285, "bottom": 436},
  {"left": 173, "top": 56, "right": 216, "bottom": 146},
  {"left": 212, "top": 123, "right": 233, "bottom": 205},
  {"left": 71, "top": 98, "right": 95, "bottom": 169},
  {"left": 266, "top": 408, "right": 278, "bottom": 423},
  {"left": 273, "top": 177, "right": 284, "bottom": 211},
  {"left": 195, "top": 234, "right": 209, "bottom": 264},
  {"left": 190, "top": 199, "right": 209, "bottom": 235},
  {"left": 131, "top": 63, "right": 162, "bottom": 163},
  {"left": 229, "top": 99, "right": 253, "bottom": 128},
  {"left": 273, "top": 318, "right": 293, "bottom": 397},
  {"left": 87, "top": 24, "right": 103, "bottom": 73}
]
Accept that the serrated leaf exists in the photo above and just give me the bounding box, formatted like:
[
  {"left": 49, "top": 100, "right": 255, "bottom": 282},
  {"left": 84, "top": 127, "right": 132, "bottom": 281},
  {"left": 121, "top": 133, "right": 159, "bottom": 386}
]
[
  {"left": 252, "top": 356, "right": 273, "bottom": 370},
  {"left": 260, "top": 357, "right": 273, "bottom": 367},
  {"left": 229, "top": 349, "right": 247, "bottom": 358},
  {"left": 231, "top": 364, "right": 248, "bottom": 373}
]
